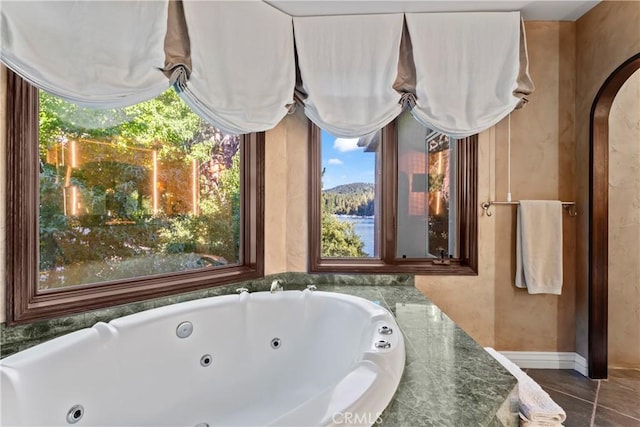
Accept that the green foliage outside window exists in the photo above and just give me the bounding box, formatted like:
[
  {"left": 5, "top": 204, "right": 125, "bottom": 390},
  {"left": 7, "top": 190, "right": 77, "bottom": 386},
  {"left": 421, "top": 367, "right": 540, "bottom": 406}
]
[
  {"left": 319, "top": 171, "right": 367, "bottom": 257},
  {"left": 39, "top": 88, "right": 368, "bottom": 283},
  {"left": 321, "top": 194, "right": 366, "bottom": 257},
  {"left": 38, "top": 89, "right": 241, "bottom": 288}
]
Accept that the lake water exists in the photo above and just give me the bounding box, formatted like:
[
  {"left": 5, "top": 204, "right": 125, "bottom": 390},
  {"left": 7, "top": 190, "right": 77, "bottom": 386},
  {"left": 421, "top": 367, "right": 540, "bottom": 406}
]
[{"left": 335, "top": 215, "right": 375, "bottom": 257}]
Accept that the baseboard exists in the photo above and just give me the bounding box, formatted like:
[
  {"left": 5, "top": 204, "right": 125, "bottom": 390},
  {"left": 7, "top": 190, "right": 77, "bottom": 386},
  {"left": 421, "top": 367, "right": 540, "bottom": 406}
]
[
  {"left": 499, "top": 351, "right": 588, "bottom": 376},
  {"left": 573, "top": 353, "right": 588, "bottom": 376}
]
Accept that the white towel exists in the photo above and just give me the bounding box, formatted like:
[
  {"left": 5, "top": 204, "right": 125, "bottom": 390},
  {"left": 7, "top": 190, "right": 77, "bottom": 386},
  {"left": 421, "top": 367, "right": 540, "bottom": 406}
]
[
  {"left": 485, "top": 347, "right": 566, "bottom": 426},
  {"left": 515, "top": 200, "right": 563, "bottom": 294}
]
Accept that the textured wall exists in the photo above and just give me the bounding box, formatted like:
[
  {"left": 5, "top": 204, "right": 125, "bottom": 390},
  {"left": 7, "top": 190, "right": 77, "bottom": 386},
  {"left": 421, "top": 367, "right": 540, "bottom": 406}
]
[
  {"left": 608, "top": 69, "right": 640, "bottom": 368},
  {"left": 494, "top": 21, "right": 576, "bottom": 351},
  {"left": 264, "top": 108, "right": 308, "bottom": 275},
  {"left": 575, "top": 0, "right": 640, "bottom": 360},
  {"left": 264, "top": 115, "right": 289, "bottom": 274}
]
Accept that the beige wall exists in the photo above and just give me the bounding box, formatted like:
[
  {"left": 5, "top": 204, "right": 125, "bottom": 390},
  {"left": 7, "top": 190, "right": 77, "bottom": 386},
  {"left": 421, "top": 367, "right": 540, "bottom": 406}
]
[
  {"left": 264, "top": 108, "right": 309, "bottom": 275},
  {"left": 575, "top": 1, "right": 640, "bottom": 359},
  {"left": 608, "top": 69, "right": 640, "bottom": 368}
]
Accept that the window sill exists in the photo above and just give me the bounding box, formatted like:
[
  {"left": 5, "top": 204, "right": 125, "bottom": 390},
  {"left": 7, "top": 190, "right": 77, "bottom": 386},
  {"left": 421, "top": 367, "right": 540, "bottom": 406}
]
[
  {"left": 8, "top": 265, "right": 263, "bottom": 326},
  {"left": 309, "top": 260, "right": 478, "bottom": 276}
]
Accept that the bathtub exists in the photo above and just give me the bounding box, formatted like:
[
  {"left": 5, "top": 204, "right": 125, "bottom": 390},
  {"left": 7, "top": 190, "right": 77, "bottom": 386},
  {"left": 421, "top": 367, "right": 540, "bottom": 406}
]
[{"left": 0, "top": 289, "right": 405, "bottom": 427}]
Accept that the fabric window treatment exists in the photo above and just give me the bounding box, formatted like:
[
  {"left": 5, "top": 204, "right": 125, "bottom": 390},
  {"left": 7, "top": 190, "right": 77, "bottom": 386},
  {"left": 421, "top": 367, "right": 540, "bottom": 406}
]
[
  {"left": 1, "top": 2, "right": 534, "bottom": 137},
  {"left": 293, "top": 14, "right": 404, "bottom": 138},
  {"left": 178, "top": 1, "right": 295, "bottom": 134},
  {"left": 0, "top": 0, "right": 170, "bottom": 108},
  {"left": 405, "top": 12, "right": 524, "bottom": 138}
]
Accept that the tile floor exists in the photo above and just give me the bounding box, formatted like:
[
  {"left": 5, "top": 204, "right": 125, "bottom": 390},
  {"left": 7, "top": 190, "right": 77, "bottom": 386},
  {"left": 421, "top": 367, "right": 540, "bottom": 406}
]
[{"left": 525, "top": 368, "right": 640, "bottom": 426}]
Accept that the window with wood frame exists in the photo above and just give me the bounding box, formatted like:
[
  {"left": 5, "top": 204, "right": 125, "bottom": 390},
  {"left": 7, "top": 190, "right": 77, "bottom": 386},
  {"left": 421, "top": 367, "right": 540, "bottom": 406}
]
[
  {"left": 309, "top": 110, "right": 477, "bottom": 275},
  {"left": 5, "top": 70, "right": 264, "bottom": 325}
]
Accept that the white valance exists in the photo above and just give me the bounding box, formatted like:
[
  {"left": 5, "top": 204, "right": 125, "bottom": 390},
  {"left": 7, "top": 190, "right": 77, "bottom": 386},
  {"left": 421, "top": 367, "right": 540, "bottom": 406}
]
[
  {"left": 178, "top": 1, "right": 295, "bottom": 134},
  {"left": 293, "top": 14, "right": 404, "bottom": 138},
  {"left": 405, "top": 12, "right": 523, "bottom": 138},
  {"left": 0, "top": 1, "right": 169, "bottom": 108},
  {"left": 1, "top": 2, "right": 533, "bottom": 137}
]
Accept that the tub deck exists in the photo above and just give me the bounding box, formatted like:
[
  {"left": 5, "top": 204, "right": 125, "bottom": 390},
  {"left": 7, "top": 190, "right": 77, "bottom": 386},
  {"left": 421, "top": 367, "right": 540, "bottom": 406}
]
[
  {"left": 302, "top": 284, "right": 519, "bottom": 426},
  {"left": 0, "top": 276, "right": 518, "bottom": 426}
]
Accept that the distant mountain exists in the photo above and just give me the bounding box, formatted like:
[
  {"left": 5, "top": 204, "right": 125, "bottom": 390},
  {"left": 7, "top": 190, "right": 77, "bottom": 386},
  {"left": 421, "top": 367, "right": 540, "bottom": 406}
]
[
  {"left": 323, "top": 183, "right": 375, "bottom": 216},
  {"left": 324, "top": 182, "right": 374, "bottom": 195}
]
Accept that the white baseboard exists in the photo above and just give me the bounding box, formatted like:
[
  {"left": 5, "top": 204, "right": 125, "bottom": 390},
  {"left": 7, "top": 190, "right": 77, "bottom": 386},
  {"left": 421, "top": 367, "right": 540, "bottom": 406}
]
[
  {"left": 499, "top": 351, "right": 588, "bottom": 376},
  {"left": 573, "top": 353, "right": 588, "bottom": 376}
]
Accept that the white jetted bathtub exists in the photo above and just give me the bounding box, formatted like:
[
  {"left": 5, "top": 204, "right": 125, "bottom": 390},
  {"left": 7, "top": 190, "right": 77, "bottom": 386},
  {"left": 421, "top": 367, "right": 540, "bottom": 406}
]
[{"left": 0, "top": 289, "right": 405, "bottom": 427}]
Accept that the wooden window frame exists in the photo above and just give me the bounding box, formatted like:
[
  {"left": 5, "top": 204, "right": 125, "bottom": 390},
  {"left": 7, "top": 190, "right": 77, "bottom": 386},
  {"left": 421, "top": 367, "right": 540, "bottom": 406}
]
[
  {"left": 5, "top": 70, "right": 264, "bottom": 325},
  {"left": 308, "top": 120, "right": 478, "bottom": 275}
]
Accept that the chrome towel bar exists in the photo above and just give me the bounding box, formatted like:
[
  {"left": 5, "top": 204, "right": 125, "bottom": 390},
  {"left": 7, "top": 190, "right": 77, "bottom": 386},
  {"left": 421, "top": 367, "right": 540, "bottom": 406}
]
[{"left": 481, "top": 201, "right": 577, "bottom": 217}]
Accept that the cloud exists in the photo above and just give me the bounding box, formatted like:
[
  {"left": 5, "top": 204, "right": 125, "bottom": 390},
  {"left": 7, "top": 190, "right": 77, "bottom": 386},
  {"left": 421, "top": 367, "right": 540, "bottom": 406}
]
[
  {"left": 328, "top": 158, "right": 343, "bottom": 165},
  {"left": 333, "top": 138, "right": 360, "bottom": 152}
]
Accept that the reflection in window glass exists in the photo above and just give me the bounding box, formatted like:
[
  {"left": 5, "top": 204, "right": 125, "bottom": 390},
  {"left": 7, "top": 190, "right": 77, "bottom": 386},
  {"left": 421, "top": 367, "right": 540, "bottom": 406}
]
[
  {"left": 396, "top": 111, "right": 457, "bottom": 259},
  {"left": 38, "top": 89, "right": 241, "bottom": 289},
  {"left": 320, "top": 130, "right": 381, "bottom": 258}
]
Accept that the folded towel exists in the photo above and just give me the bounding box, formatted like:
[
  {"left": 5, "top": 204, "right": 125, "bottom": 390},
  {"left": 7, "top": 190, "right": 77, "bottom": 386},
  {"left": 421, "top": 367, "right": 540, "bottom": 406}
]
[
  {"left": 485, "top": 348, "right": 566, "bottom": 426},
  {"left": 515, "top": 200, "right": 563, "bottom": 294},
  {"left": 520, "top": 412, "right": 565, "bottom": 427}
]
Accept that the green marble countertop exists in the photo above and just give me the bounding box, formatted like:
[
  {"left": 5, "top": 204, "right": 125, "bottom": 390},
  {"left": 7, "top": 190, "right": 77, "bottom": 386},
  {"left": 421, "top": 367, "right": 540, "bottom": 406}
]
[
  {"left": 1, "top": 273, "right": 518, "bottom": 426},
  {"left": 299, "top": 284, "right": 519, "bottom": 427}
]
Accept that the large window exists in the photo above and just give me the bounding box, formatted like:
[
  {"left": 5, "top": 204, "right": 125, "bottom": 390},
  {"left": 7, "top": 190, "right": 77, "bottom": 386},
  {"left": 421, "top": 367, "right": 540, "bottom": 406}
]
[
  {"left": 6, "top": 71, "right": 264, "bottom": 324},
  {"left": 309, "top": 110, "right": 477, "bottom": 274}
]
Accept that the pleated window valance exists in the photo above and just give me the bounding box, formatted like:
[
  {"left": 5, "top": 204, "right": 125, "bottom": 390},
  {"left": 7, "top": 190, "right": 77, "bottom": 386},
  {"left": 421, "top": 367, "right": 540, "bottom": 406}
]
[
  {"left": 293, "top": 14, "right": 404, "bottom": 137},
  {"left": 178, "top": 1, "right": 295, "bottom": 134},
  {"left": 0, "top": 1, "right": 534, "bottom": 137},
  {"left": 0, "top": 1, "right": 170, "bottom": 108},
  {"left": 405, "top": 12, "right": 531, "bottom": 137}
]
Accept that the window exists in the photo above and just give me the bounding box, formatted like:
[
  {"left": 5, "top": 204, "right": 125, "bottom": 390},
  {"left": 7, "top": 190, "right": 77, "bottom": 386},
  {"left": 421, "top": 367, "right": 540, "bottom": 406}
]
[
  {"left": 309, "top": 110, "right": 477, "bottom": 274},
  {"left": 6, "top": 70, "right": 264, "bottom": 324},
  {"left": 319, "top": 129, "right": 381, "bottom": 259}
]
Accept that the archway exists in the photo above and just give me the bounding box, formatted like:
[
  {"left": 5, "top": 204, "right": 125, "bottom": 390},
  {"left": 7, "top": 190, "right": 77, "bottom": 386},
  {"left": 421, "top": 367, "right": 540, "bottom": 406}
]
[{"left": 589, "top": 53, "right": 640, "bottom": 379}]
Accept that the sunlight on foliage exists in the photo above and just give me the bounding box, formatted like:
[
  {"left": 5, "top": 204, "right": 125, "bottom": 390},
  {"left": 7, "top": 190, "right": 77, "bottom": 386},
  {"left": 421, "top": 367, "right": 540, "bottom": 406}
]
[{"left": 38, "top": 89, "right": 241, "bottom": 288}]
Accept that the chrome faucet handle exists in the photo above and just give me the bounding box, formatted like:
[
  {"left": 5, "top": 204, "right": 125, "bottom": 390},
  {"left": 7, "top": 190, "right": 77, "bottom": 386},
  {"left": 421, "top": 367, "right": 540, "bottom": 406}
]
[
  {"left": 306, "top": 285, "right": 317, "bottom": 291},
  {"left": 270, "top": 279, "right": 284, "bottom": 293},
  {"left": 236, "top": 287, "right": 249, "bottom": 294}
]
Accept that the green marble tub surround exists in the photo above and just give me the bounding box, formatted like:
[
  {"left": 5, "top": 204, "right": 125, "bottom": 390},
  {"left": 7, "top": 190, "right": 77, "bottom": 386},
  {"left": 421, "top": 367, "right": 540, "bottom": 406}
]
[
  {"left": 0, "top": 273, "right": 517, "bottom": 426},
  {"left": 350, "top": 286, "right": 518, "bottom": 427},
  {"left": 0, "top": 273, "right": 412, "bottom": 357},
  {"left": 491, "top": 386, "right": 520, "bottom": 427}
]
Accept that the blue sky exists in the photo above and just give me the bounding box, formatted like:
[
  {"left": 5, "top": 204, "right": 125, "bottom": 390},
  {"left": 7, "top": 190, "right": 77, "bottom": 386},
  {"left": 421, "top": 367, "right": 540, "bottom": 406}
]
[{"left": 321, "top": 130, "right": 375, "bottom": 190}]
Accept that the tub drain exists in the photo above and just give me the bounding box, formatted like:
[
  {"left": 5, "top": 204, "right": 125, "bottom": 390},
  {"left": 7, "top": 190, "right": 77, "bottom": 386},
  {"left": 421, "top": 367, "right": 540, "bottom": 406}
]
[
  {"left": 271, "top": 338, "right": 281, "bottom": 349},
  {"left": 66, "top": 404, "right": 84, "bottom": 424}
]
